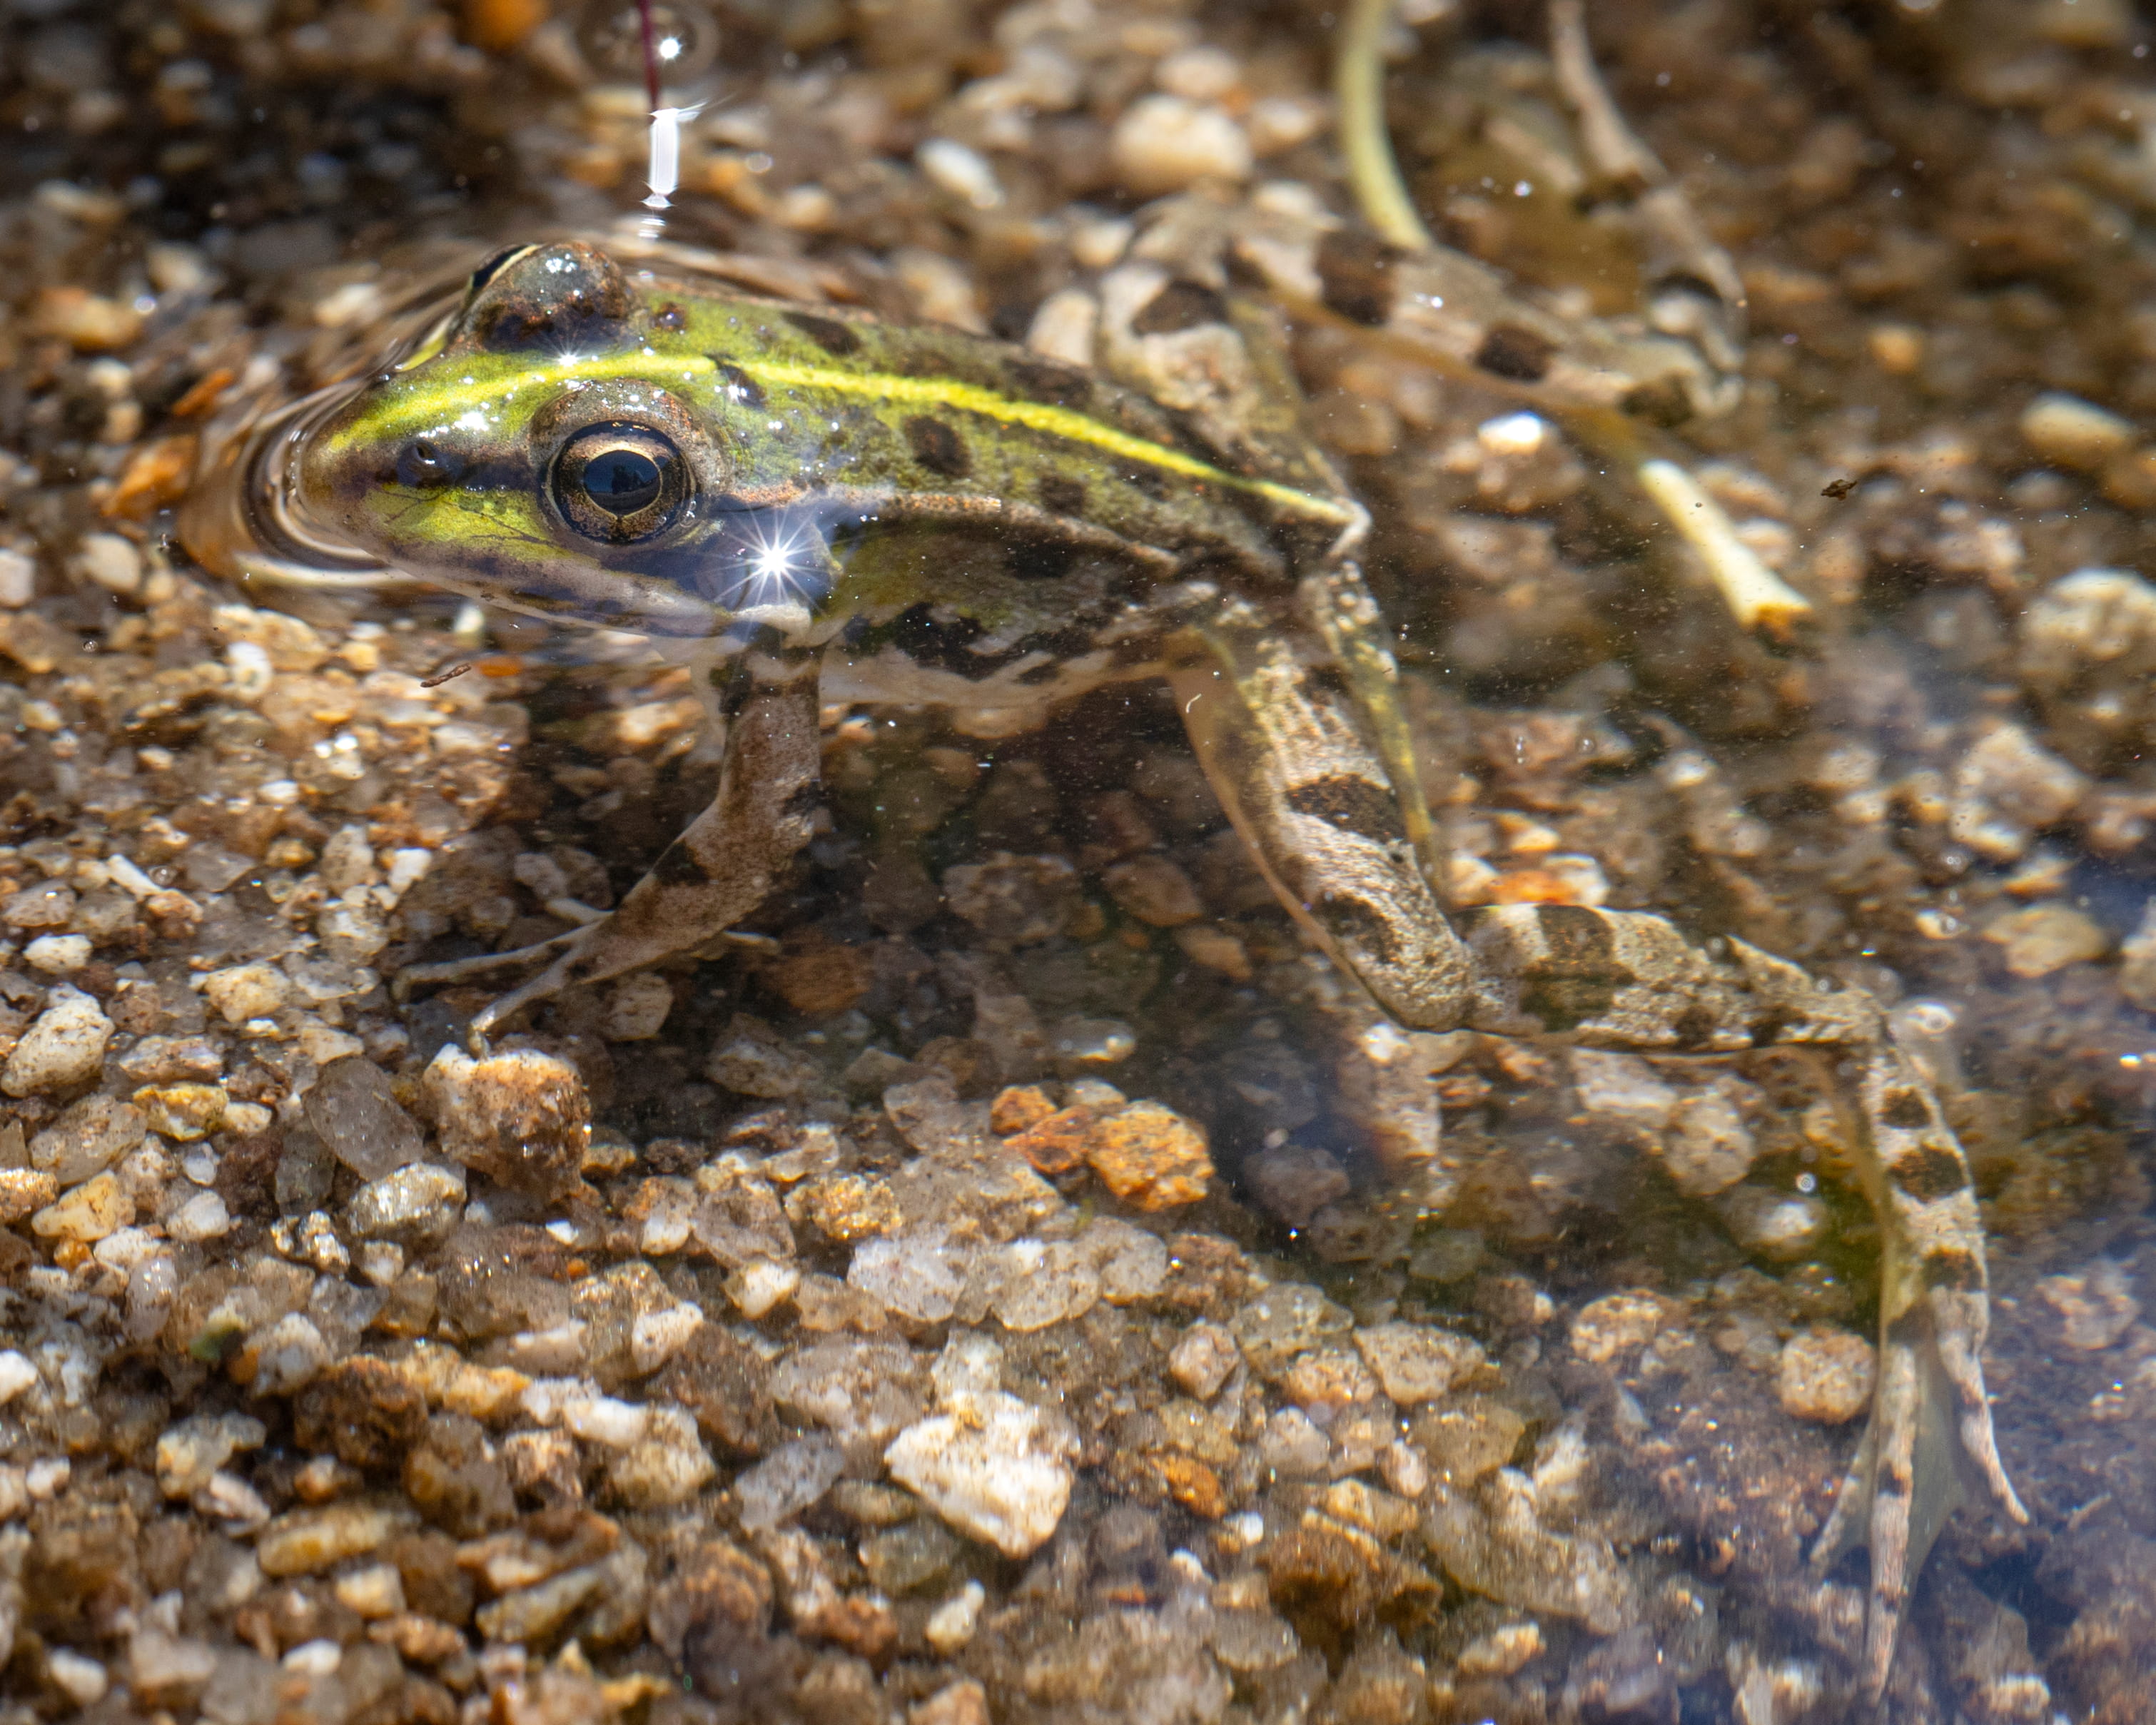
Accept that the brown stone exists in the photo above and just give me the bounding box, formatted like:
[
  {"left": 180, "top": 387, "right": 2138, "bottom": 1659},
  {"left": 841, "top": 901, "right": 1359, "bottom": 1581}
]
[
  {"left": 988, "top": 1084, "right": 1058, "bottom": 1136},
  {"left": 647, "top": 1537, "right": 774, "bottom": 1659},
  {"left": 1086, "top": 1101, "right": 1212, "bottom": 1209},
  {"left": 295, "top": 1356, "right": 428, "bottom": 1469},
  {"left": 1001, "top": 1103, "right": 1098, "bottom": 1176},
  {"left": 763, "top": 941, "right": 876, "bottom": 1016}
]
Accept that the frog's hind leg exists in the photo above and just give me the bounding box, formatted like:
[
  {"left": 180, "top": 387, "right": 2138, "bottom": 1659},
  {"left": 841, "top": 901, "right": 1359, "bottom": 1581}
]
[
  {"left": 400, "top": 641, "right": 824, "bottom": 1033},
  {"left": 1811, "top": 1038, "right": 2028, "bottom": 1701},
  {"left": 1449, "top": 907, "right": 2025, "bottom": 1699}
]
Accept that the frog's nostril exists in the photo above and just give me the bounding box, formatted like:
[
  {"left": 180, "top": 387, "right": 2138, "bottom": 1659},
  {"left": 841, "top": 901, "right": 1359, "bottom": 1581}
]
[{"left": 396, "top": 439, "right": 466, "bottom": 489}]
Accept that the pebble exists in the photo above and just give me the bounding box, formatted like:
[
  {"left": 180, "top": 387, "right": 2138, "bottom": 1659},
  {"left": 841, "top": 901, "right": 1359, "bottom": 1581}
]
[
  {"left": 1716, "top": 1185, "right": 1826, "bottom": 1262},
  {"left": 346, "top": 1161, "right": 467, "bottom": 1244},
  {"left": 257, "top": 1502, "right": 413, "bottom": 1577},
  {"left": 605, "top": 1405, "right": 716, "bottom": 1507},
  {"left": 629, "top": 1302, "right": 706, "bottom": 1374},
  {"left": 2, "top": 986, "right": 113, "bottom": 1096},
  {"left": 126, "top": 1630, "right": 216, "bottom": 1708},
  {"left": 22, "top": 934, "right": 89, "bottom": 975},
  {"left": 884, "top": 1344, "right": 1076, "bottom": 1557},
  {"left": 1110, "top": 93, "right": 1253, "bottom": 194},
  {"left": 2037, "top": 1259, "right": 2142, "bottom": 1350},
  {"left": 31, "top": 1170, "right": 132, "bottom": 1243},
  {"left": 1947, "top": 722, "right": 2090, "bottom": 862},
  {"left": 730, "top": 1257, "right": 801, "bottom": 1319},
  {"left": 200, "top": 961, "right": 290, "bottom": 1026},
  {"left": 30, "top": 1094, "right": 142, "bottom": 1183},
  {"left": 917, "top": 137, "right": 1005, "bottom": 211},
  {"left": 1168, "top": 1322, "right": 1240, "bottom": 1400},
  {"left": 1776, "top": 1329, "right": 1876, "bottom": 1424},
  {"left": 133, "top": 1083, "right": 228, "bottom": 1140},
  {"left": 1230, "top": 1283, "right": 1352, "bottom": 1375},
  {"left": 330, "top": 1563, "right": 406, "bottom": 1619},
  {"left": 943, "top": 852, "right": 1082, "bottom": 944},
  {"left": 911, "top": 1680, "right": 991, "bottom": 1725},
  {"left": 1255, "top": 1406, "right": 1331, "bottom": 1477},
  {"left": 1085, "top": 1099, "right": 1213, "bottom": 1209},
  {"left": 2122, "top": 901, "right": 2156, "bottom": 1011},
  {"left": 422, "top": 1045, "right": 590, "bottom": 1198},
  {"left": 474, "top": 1564, "right": 605, "bottom": 1644},
  {"left": 1569, "top": 1292, "right": 1669, "bottom": 1365},
  {"left": 923, "top": 1580, "right": 986, "bottom": 1655},
  {"left": 71, "top": 532, "right": 143, "bottom": 595},
  {"left": 1353, "top": 1322, "right": 1486, "bottom": 1406},
  {"left": 1100, "top": 854, "right": 1205, "bottom": 926},
  {"left": 1660, "top": 1083, "right": 1757, "bottom": 1197},
  {"left": 602, "top": 971, "right": 674, "bottom": 1040},
  {"left": 306, "top": 1056, "right": 425, "bottom": 1179},
  {"left": 849, "top": 1225, "right": 967, "bottom": 1322},
  {"left": 859, "top": 1518, "right": 959, "bottom": 1594},
  {"left": 0, "top": 1350, "right": 35, "bottom": 1403},
  {"left": 735, "top": 1435, "right": 845, "bottom": 1529},
  {"left": 0, "top": 549, "right": 31, "bottom": 609},
  {"left": 2019, "top": 390, "right": 2137, "bottom": 470},
  {"left": 156, "top": 1410, "right": 268, "bottom": 1497},
  {"left": 1982, "top": 902, "right": 2110, "bottom": 978},
  {"left": 988, "top": 1238, "right": 1100, "bottom": 1332},
  {"left": 1456, "top": 1622, "right": 1544, "bottom": 1678},
  {"left": 44, "top": 1649, "right": 108, "bottom": 1708},
  {"left": 0, "top": 1169, "right": 56, "bottom": 1224},
  {"left": 167, "top": 1188, "right": 232, "bottom": 1243}
]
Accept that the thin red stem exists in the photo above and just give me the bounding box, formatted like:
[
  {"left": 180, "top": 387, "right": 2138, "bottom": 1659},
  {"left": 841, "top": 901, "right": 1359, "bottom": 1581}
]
[{"left": 637, "top": 0, "right": 662, "bottom": 113}]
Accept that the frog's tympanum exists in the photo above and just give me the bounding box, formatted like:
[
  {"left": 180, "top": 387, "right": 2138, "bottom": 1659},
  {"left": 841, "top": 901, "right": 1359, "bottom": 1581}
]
[{"left": 284, "top": 201, "right": 2020, "bottom": 1696}]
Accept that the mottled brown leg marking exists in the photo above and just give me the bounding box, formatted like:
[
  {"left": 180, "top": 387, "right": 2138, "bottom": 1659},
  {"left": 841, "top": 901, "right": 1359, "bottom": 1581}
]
[
  {"left": 1132, "top": 278, "right": 1230, "bottom": 334},
  {"left": 1922, "top": 1249, "right": 1985, "bottom": 1293},
  {"left": 1283, "top": 774, "right": 1410, "bottom": 843},
  {"left": 1475, "top": 324, "right": 1559, "bottom": 383},
  {"left": 1315, "top": 228, "right": 1403, "bottom": 327},
  {"left": 1888, "top": 1145, "right": 1971, "bottom": 1203},
  {"left": 1880, "top": 1089, "right": 1931, "bottom": 1129}
]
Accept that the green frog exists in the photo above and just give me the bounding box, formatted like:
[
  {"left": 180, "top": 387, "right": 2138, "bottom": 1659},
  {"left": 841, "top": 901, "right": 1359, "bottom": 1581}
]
[{"left": 181, "top": 23, "right": 2015, "bottom": 1696}]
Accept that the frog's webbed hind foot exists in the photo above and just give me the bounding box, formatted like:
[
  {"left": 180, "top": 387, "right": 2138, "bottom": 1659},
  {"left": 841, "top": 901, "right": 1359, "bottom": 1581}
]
[{"left": 1810, "top": 1049, "right": 2028, "bottom": 1703}]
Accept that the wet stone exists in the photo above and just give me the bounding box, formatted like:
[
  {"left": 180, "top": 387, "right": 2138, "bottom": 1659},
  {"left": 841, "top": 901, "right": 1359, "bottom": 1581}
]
[
  {"left": 1984, "top": 902, "right": 2110, "bottom": 978},
  {"left": 1410, "top": 1396, "right": 1527, "bottom": 1487},
  {"left": 28, "top": 1093, "right": 141, "bottom": 1184},
  {"left": 294, "top": 1356, "right": 428, "bottom": 1467},
  {"left": 403, "top": 1413, "right": 514, "bottom": 1537},
  {"left": 156, "top": 1410, "right": 267, "bottom": 1498},
  {"left": 201, "top": 962, "right": 290, "bottom": 1026},
  {"left": 348, "top": 1161, "right": 466, "bottom": 1245},
  {"left": 1569, "top": 1291, "right": 1669, "bottom": 1364},
  {"left": 604, "top": 1405, "right": 715, "bottom": 1508},
  {"left": 1085, "top": 1099, "right": 1213, "bottom": 1209},
  {"left": 1776, "top": 1329, "right": 1876, "bottom": 1424},
  {"left": 1354, "top": 1322, "right": 1486, "bottom": 1406},
  {"left": 1100, "top": 854, "right": 1205, "bottom": 926},
  {"left": 257, "top": 1502, "right": 414, "bottom": 1577},
  {"left": 31, "top": 1170, "right": 132, "bottom": 1243},
  {"left": 1718, "top": 1184, "right": 1827, "bottom": 1262},
  {"left": 849, "top": 1225, "right": 968, "bottom": 1322},
  {"left": 305, "top": 1056, "right": 425, "bottom": 1180},
  {"left": 133, "top": 1083, "right": 228, "bottom": 1142},
  {"left": 422, "top": 1046, "right": 589, "bottom": 1199},
  {"left": 1168, "top": 1322, "right": 1240, "bottom": 1400},
  {"left": 942, "top": 851, "right": 1083, "bottom": 944},
  {"left": 859, "top": 1518, "right": 961, "bottom": 1594},
  {"left": 735, "top": 1435, "right": 845, "bottom": 1530},
  {"left": 1230, "top": 1283, "right": 1352, "bottom": 1375},
  {"left": 2, "top": 986, "right": 112, "bottom": 1096},
  {"left": 0, "top": 1168, "right": 56, "bottom": 1223}
]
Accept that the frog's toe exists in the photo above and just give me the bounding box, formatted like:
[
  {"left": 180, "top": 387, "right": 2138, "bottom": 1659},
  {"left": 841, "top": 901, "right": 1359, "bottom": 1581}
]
[
  {"left": 1811, "top": 1295, "right": 2025, "bottom": 1702},
  {"left": 392, "top": 929, "right": 584, "bottom": 1005}
]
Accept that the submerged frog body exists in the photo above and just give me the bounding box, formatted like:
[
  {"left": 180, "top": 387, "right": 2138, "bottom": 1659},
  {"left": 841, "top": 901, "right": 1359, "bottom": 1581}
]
[{"left": 285, "top": 230, "right": 2020, "bottom": 1696}]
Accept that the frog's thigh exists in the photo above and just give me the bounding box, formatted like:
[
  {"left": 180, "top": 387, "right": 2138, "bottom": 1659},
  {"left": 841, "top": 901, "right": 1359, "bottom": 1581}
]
[
  {"left": 474, "top": 647, "right": 823, "bottom": 1031},
  {"left": 1166, "top": 615, "right": 1470, "bottom": 1030}
]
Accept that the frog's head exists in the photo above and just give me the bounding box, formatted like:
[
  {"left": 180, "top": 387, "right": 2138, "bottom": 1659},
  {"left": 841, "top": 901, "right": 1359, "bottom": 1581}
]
[{"left": 298, "top": 241, "right": 819, "bottom": 638}]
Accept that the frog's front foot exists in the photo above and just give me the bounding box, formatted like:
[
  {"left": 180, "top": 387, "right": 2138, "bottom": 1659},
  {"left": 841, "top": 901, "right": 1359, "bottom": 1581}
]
[
  {"left": 1811, "top": 1285, "right": 2028, "bottom": 1702},
  {"left": 393, "top": 928, "right": 592, "bottom": 1033}
]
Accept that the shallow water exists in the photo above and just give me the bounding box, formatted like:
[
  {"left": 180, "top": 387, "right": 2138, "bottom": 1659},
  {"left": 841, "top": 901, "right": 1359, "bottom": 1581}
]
[{"left": 0, "top": 1, "right": 2152, "bottom": 1721}]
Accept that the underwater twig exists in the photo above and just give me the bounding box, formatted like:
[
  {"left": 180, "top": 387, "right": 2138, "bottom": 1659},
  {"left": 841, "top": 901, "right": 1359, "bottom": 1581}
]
[{"left": 1335, "top": 0, "right": 1434, "bottom": 251}]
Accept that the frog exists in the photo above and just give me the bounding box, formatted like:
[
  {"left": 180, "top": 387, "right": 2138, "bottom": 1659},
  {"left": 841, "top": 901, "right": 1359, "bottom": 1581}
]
[{"left": 270, "top": 208, "right": 2025, "bottom": 1699}]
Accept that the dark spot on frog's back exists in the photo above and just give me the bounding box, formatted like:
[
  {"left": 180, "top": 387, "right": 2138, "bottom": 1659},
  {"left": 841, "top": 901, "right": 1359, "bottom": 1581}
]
[
  {"left": 1284, "top": 774, "right": 1407, "bottom": 845},
  {"left": 1315, "top": 228, "right": 1404, "bottom": 328},
  {"left": 1923, "top": 1248, "right": 1985, "bottom": 1292},
  {"left": 1005, "top": 355, "right": 1093, "bottom": 409},
  {"left": 1475, "top": 324, "right": 1559, "bottom": 384},
  {"left": 467, "top": 241, "right": 632, "bottom": 353},
  {"left": 783, "top": 310, "right": 863, "bottom": 357},
  {"left": 1037, "top": 474, "right": 1086, "bottom": 516},
  {"left": 1006, "top": 537, "right": 1078, "bottom": 582},
  {"left": 904, "top": 416, "right": 971, "bottom": 480},
  {"left": 1132, "top": 278, "right": 1230, "bottom": 335}
]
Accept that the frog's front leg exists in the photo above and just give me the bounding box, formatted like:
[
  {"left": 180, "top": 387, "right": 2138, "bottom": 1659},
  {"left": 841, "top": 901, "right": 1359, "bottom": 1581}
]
[{"left": 405, "top": 640, "right": 824, "bottom": 1034}]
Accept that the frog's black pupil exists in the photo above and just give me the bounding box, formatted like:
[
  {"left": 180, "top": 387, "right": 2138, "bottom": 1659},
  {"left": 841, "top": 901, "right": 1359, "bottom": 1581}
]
[{"left": 584, "top": 448, "right": 662, "bottom": 515}]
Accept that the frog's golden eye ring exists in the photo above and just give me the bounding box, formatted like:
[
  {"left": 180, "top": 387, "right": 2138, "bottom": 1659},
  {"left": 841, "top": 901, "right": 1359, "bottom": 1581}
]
[{"left": 552, "top": 424, "right": 689, "bottom": 543}]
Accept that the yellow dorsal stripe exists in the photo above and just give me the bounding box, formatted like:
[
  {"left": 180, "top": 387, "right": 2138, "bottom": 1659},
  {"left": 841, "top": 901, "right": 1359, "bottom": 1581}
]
[
  {"left": 343, "top": 348, "right": 1355, "bottom": 526},
  {"left": 735, "top": 356, "right": 1355, "bottom": 525}
]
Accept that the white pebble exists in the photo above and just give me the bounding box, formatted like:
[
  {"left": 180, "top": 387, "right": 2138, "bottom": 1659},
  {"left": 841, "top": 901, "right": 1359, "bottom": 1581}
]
[
  {"left": 923, "top": 1580, "right": 986, "bottom": 1654},
  {"left": 21, "top": 934, "right": 88, "bottom": 976},
  {"left": 44, "top": 1649, "right": 108, "bottom": 1707},
  {"left": 1110, "top": 94, "right": 1252, "bottom": 195},
  {"left": 0, "top": 1351, "right": 36, "bottom": 1404},
  {"left": 917, "top": 138, "right": 1004, "bottom": 211},
  {"left": 730, "top": 1257, "right": 799, "bottom": 1319},
  {"left": 71, "top": 532, "right": 141, "bottom": 596},
  {"left": 0, "top": 549, "right": 34, "bottom": 608},
  {"left": 1154, "top": 44, "right": 1242, "bottom": 101},
  {"left": 281, "top": 1639, "right": 342, "bottom": 1676},
  {"left": 561, "top": 1394, "right": 649, "bottom": 1448},
  {"left": 26, "top": 1458, "right": 70, "bottom": 1499},
  {"left": 2020, "top": 390, "right": 2135, "bottom": 470},
  {"left": 1026, "top": 288, "right": 1098, "bottom": 369},
  {"left": 629, "top": 1302, "right": 706, "bottom": 1374},
  {"left": 225, "top": 639, "right": 274, "bottom": 700},
  {"left": 167, "top": 1188, "right": 231, "bottom": 1243}
]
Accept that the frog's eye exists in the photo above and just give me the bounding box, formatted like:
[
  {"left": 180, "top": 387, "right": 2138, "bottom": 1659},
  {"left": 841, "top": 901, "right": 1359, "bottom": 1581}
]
[{"left": 552, "top": 424, "right": 689, "bottom": 542}]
